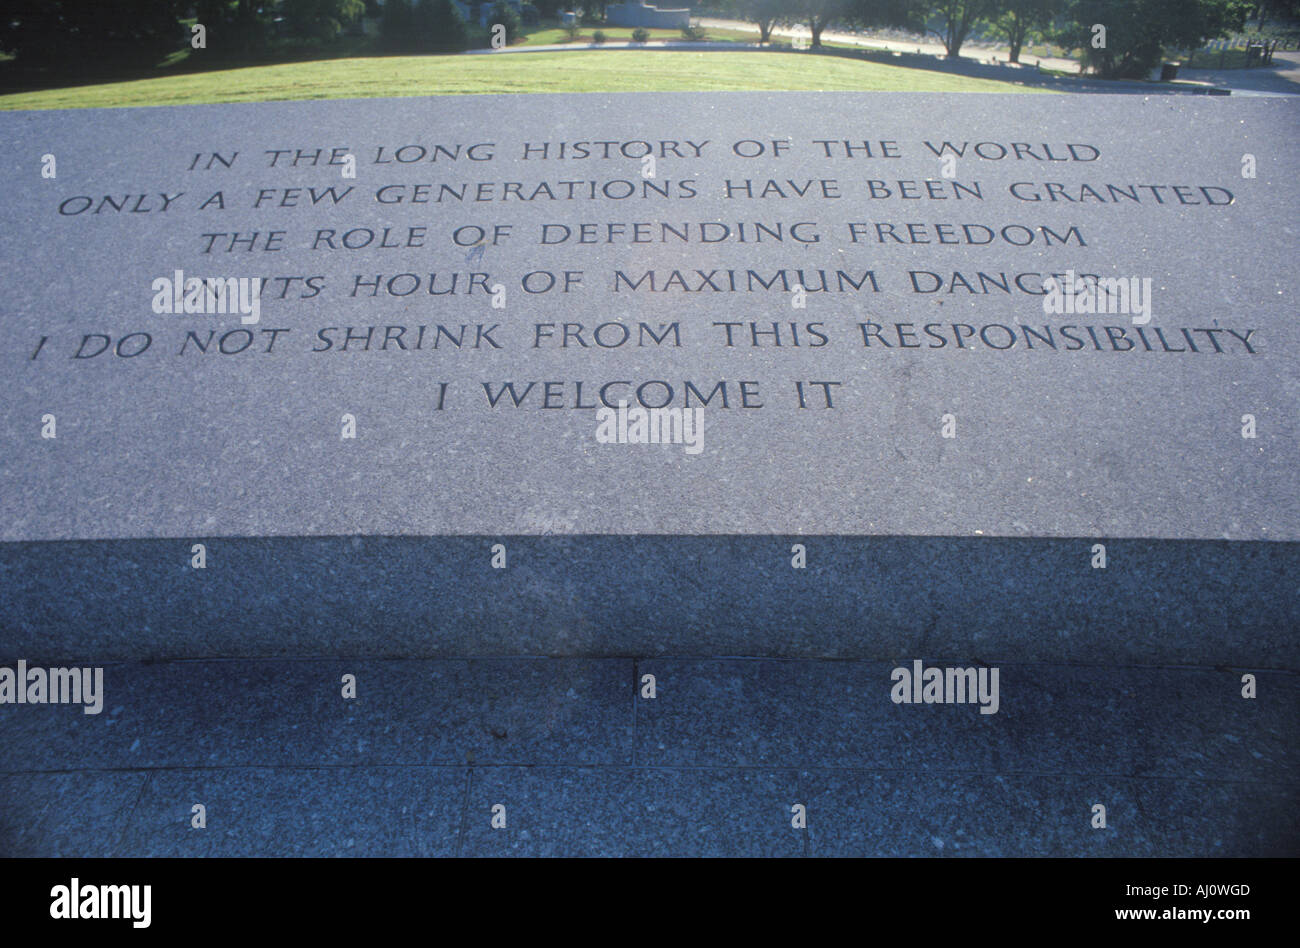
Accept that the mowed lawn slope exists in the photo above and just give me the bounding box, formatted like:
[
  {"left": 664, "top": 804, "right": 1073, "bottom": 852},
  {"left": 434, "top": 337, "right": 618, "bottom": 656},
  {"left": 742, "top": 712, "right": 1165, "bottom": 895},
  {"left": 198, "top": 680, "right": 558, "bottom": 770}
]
[{"left": 0, "top": 50, "right": 1047, "bottom": 110}]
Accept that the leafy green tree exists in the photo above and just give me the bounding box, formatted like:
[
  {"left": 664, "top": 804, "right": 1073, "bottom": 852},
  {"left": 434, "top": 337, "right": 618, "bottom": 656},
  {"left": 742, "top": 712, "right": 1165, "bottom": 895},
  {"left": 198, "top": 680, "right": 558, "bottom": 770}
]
[
  {"left": 1254, "top": 0, "right": 1300, "bottom": 26},
  {"left": 741, "top": 0, "right": 789, "bottom": 43},
  {"left": 1065, "top": 0, "right": 1250, "bottom": 77},
  {"left": 988, "top": 0, "right": 1061, "bottom": 62},
  {"left": 486, "top": 1, "right": 523, "bottom": 44},
  {"left": 776, "top": 0, "right": 925, "bottom": 51},
  {"left": 195, "top": 0, "right": 274, "bottom": 58},
  {"left": 380, "top": 0, "right": 416, "bottom": 51},
  {"left": 280, "top": 0, "right": 366, "bottom": 40},
  {"left": 413, "top": 0, "right": 469, "bottom": 52},
  {"left": 797, "top": 0, "right": 847, "bottom": 48},
  {"left": 0, "top": 0, "right": 187, "bottom": 68},
  {"left": 841, "top": 0, "right": 930, "bottom": 43},
  {"left": 921, "top": 0, "right": 998, "bottom": 57}
]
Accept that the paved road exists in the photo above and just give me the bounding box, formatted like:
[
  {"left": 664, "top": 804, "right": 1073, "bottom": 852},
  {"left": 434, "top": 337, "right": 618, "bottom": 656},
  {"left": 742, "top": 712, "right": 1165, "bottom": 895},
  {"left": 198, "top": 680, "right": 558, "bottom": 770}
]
[{"left": 1177, "top": 48, "right": 1300, "bottom": 95}]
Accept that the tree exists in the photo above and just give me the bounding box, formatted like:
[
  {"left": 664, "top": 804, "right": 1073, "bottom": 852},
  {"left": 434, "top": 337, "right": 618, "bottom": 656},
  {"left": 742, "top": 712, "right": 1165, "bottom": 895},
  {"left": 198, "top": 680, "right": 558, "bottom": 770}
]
[
  {"left": 988, "top": 0, "right": 1061, "bottom": 63},
  {"left": 380, "top": 0, "right": 416, "bottom": 51},
  {"left": 194, "top": 0, "right": 274, "bottom": 59},
  {"left": 486, "top": 0, "right": 523, "bottom": 44},
  {"left": 0, "top": 0, "right": 187, "bottom": 68},
  {"left": 922, "top": 0, "right": 998, "bottom": 57},
  {"left": 581, "top": 0, "right": 610, "bottom": 22},
  {"left": 797, "top": 0, "right": 848, "bottom": 48},
  {"left": 280, "top": 0, "right": 366, "bottom": 41},
  {"left": 844, "top": 0, "right": 929, "bottom": 38},
  {"left": 412, "top": 0, "right": 469, "bottom": 52},
  {"left": 741, "top": 0, "right": 789, "bottom": 43},
  {"left": 1065, "top": 0, "right": 1250, "bottom": 78},
  {"left": 1254, "top": 0, "right": 1300, "bottom": 26},
  {"left": 779, "top": 0, "right": 925, "bottom": 51}
]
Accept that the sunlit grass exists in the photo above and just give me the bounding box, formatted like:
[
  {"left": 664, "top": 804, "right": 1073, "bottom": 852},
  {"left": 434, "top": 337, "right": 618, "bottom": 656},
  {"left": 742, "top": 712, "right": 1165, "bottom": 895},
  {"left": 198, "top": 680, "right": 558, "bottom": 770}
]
[{"left": 0, "top": 49, "right": 1048, "bottom": 110}]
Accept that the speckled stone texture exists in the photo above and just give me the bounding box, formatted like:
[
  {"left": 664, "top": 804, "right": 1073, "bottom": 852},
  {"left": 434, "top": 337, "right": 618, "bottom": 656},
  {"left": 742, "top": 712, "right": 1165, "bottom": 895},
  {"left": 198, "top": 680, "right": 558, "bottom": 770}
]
[
  {"left": 1, "top": 94, "right": 1297, "bottom": 541},
  {"left": 1, "top": 92, "right": 1296, "bottom": 858},
  {"left": 1, "top": 658, "right": 1294, "bottom": 857},
  {"left": 1, "top": 537, "right": 1294, "bottom": 664}
]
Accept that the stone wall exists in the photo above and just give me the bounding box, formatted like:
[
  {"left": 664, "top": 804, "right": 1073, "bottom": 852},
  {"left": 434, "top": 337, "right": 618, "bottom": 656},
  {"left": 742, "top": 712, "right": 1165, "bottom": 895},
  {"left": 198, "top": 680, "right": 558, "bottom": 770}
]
[{"left": 605, "top": 1, "right": 690, "bottom": 29}]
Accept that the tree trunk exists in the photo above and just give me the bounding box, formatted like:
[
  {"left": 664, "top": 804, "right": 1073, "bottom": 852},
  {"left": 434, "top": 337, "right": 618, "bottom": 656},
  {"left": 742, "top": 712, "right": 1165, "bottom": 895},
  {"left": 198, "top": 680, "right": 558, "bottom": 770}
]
[
  {"left": 811, "top": 18, "right": 825, "bottom": 49},
  {"left": 1008, "top": 16, "right": 1025, "bottom": 63},
  {"left": 946, "top": 26, "right": 969, "bottom": 58},
  {"left": 946, "top": 12, "right": 973, "bottom": 58}
]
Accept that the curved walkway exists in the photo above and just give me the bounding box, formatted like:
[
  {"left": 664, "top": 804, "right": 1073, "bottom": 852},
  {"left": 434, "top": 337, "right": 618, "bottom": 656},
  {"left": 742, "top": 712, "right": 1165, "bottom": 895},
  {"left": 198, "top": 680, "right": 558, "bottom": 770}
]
[
  {"left": 467, "top": 39, "right": 1240, "bottom": 96},
  {"left": 1175, "top": 48, "right": 1300, "bottom": 95},
  {"left": 483, "top": 18, "right": 1299, "bottom": 96}
]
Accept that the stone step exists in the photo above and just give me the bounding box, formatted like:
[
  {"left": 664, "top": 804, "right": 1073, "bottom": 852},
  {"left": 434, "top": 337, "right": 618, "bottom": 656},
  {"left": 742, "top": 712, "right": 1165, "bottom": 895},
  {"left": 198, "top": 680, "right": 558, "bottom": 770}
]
[
  {"left": 1, "top": 658, "right": 1293, "bottom": 856},
  {"left": 2, "top": 537, "right": 1295, "bottom": 665}
]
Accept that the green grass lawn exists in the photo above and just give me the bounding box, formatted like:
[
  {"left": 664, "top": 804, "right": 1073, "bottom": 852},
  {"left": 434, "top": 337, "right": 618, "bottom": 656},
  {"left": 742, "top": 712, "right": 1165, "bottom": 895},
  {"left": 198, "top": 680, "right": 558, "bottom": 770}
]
[
  {"left": 1182, "top": 46, "right": 1260, "bottom": 69},
  {"left": 0, "top": 49, "right": 1048, "bottom": 110}
]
